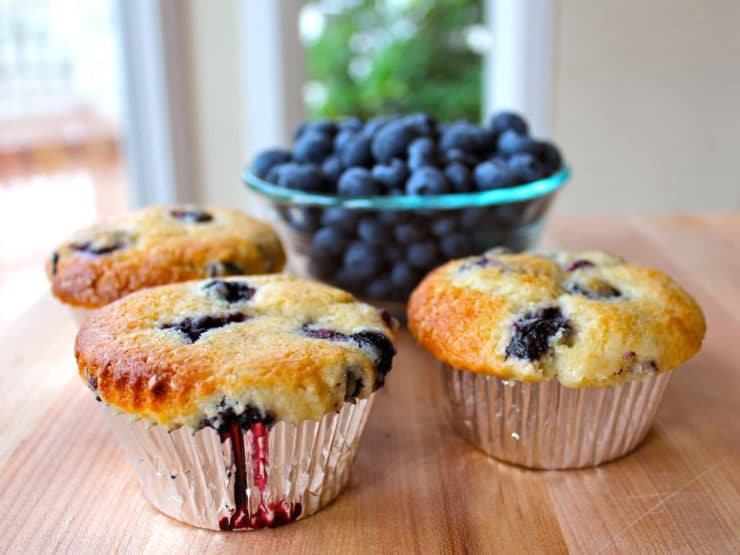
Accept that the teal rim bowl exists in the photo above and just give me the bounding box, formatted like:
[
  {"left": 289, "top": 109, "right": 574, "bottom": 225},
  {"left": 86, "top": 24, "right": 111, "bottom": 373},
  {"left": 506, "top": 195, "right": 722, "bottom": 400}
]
[{"left": 242, "top": 165, "right": 571, "bottom": 210}]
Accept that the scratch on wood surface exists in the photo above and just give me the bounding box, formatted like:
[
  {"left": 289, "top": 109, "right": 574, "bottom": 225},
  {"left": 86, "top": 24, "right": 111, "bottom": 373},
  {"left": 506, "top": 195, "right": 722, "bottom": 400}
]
[{"left": 596, "top": 462, "right": 723, "bottom": 553}]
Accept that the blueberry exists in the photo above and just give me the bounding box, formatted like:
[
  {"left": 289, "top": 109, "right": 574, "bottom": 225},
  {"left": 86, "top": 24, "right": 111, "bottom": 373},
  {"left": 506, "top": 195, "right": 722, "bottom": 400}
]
[
  {"left": 390, "top": 261, "right": 419, "bottom": 294},
  {"left": 207, "top": 261, "right": 245, "bottom": 277},
  {"left": 334, "top": 129, "right": 356, "bottom": 152},
  {"left": 407, "top": 240, "right": 440, "bottom": 269},
  {"left": 334, "top": 267, "right": 367, "bottom": 289},
  {"left": 378, "top": 210, "right": 408, "bottom": 226},
  {"left": 505, "top": 307, "right": 572, "bottom": 361},
  {"left": 321, "top": 207, "right": 359, "bottom": 234},
  {"left": 338, "top": 168, "right": 382, "bottom": 197},
  {"left": 460, "top": 207, "right": 491, "bottom": 231},
  {"left": 564, "top": 280, "right": 621, "bottom": 300},
  {"left": 344, "top": 368, "right": 365, "bottom": 401},
  {"left": 490, "top": 112, "right": 529, "bottom": 136},
  {"left": 205, "top": 280, "right": 256, "bottom": 303},
  {"left": 403, "top": 112, "right": 437, "bottom": 136},
  {"left": 497, "top": 130, "right": 540, "bottom": 157},
  {"left": 266, "top": 162, "right": 289, "bottom": 184},
  {"left": 351, "top": 330, "right": 396, "bottom": 384},
  {"left": 71, "top": 237, "right": 126, "bottom": 256},
  {"left": 161, "top": 312, "right": 248, "bottom": 343},
  {"left": 394, "top": 221, "right": 428, "bottom": 244},
  {"left": 371, "top": 121, "right": 418, "bottom": 163},
  {"left": 338, "top": 117, "right": 363, "bottom": 132},
  {"left": 408, "top": 137, "right": 438, "bottom": 171},
  {"left": 444, "top": 148, "right": 478, "bottom": 167},
  {"left": 294, "top": 131, "right": 333, "bottom": 164},
  {"left": 321, "top": 155, "right": 344, "bottom": 185},
  {"left": 305, "top": 119, "right": 337, "bottom": 137},
  {"left": 312, "top": 227, "right": 348, "bottom": 257},
  {"left": 292, "top": 122, "right": 308, "bottom": 141},
  {"left": 474, "top": 160, "right": 517, "bottom": 190},
  {"left": 252, "top": 149, "right": 292, "bottom": 179},
  {"left": 384, "top": 243, "right": 405, "bottom": 264},
  {"left": 342, "top": 241, "right": 386, "bottom": 282},
  {"left": 276, "top": 163, "right": 326, "bottom": 192},
  {"left": 564, "top": 259, "right": 595, "bottom": 272},
  {"left": 430, "top": 214, "right": 459, "bottom": 236},
  {"left": 538, "top": 141, "right": 562, "bottom": 173},
  {"left": 508, "top": 153, "right": 547, "bottom": 183},
  {"left": 444, "top": 162, "right": 474, "bottom": 193},
  {"left": 358, "top": 218, "right": 392, "bottom": 244},
  {"left": 300, "top": 326, "right": 347, "bottom": 341},
  {"left": 340, "top": 134, "right": 373, "bottom": 167},
  {"left": 366, "top": 275, "right": 393, "bottom": 299},
  {"left": 363, "top": 116, "right": 395, "bottom": 136},
  {"left": 169, "top": 208, "right": 213, "bottom": 223},
  {"left": 372, "top": 159, "right": 409, "bottom": 190},
  {"left": 440, "top": 233, "right": 473, "bottom": 258},
  {"left": 406, "top": 167, "right": 451, "bottom": 195},
  {"left": 440, "top": 122, "right": 481, "bottom": 153}
]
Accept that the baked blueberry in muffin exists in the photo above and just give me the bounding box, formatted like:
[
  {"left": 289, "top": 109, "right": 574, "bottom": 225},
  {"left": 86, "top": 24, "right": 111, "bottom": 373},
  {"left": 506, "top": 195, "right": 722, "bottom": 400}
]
[{"left": 47, "top": 205, "right": 286, "bottom": 309}]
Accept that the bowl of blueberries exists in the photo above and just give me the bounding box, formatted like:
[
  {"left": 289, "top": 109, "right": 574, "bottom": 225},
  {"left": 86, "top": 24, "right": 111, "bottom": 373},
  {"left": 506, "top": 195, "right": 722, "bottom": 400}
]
[{"left": 244, "top": 111, "right": 569, "bottom": 316}]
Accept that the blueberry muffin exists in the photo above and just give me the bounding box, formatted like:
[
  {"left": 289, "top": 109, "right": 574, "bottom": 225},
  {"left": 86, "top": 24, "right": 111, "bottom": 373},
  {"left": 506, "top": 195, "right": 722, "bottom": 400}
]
[
  {"left": 75, "top": 275, "right": 396, "bottom": 530},
  {"left": 47, "top": 205, "right": 286, "bottom": 309},
  {"left": 408, "top": 250, "right": 705, "bottom": 468}
]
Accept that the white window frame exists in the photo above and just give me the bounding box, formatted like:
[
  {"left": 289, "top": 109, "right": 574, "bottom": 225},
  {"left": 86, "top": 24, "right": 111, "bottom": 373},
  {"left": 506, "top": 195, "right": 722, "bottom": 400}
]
[{"left": 117, "top": 0, "right": 197, "bottom": 206}]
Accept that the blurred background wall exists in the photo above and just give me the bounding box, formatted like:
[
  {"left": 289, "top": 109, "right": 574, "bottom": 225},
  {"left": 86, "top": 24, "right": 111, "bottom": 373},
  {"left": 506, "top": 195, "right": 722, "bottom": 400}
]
[{"left": 551, "top": 0, "right": 740, "bottom": 213}]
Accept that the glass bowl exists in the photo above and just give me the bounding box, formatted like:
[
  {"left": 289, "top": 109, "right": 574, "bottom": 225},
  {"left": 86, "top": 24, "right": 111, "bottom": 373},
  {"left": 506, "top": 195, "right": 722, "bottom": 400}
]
[{"left": 243, "top": 166, "right": 570, "bottom": 317}]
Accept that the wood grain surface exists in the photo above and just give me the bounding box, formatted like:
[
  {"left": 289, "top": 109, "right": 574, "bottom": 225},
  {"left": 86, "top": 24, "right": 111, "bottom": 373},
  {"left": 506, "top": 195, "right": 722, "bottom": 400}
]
[{"left": 0, "top": 214, "right": 738, "bottom": 554}]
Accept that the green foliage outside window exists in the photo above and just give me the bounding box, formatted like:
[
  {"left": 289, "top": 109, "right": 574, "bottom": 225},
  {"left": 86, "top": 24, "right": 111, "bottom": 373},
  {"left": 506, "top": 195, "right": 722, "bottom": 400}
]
[{"left": 302, "top": 0, "right": 484, "bottom": 122}]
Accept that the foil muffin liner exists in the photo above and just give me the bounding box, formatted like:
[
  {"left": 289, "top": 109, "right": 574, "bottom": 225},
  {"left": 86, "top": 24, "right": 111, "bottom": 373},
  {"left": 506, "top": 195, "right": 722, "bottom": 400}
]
[
  {"left": 104, "top": 395, "right": 375, "bottom": 531},
  {"left": 439, "top": 364, "right": 672, "bottom": 469}
]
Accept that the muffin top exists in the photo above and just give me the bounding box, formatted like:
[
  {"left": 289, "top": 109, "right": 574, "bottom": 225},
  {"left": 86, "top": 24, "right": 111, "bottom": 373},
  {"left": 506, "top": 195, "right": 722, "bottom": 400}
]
[
  {"left": 47, "top": 205, "right": 286, "bottom": 308},
  {"left": 408, "top": 250, "right": 705, "bottom": 387},
  {"left": 75, "top": 275, "right": 397, "bottom": 429}
]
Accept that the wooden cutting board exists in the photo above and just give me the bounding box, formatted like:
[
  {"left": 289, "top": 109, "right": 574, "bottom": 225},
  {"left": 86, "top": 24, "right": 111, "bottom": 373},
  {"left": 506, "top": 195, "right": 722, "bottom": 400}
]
[{"left": 1, "top": 214, "right": 738, "bottom": 554}]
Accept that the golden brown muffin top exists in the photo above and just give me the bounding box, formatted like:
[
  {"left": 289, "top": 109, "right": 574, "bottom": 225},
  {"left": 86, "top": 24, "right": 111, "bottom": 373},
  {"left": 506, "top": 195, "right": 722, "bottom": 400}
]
[
  {"left": 408, "top": 250, "right": 705, "bottom": 387},
  {"left": 47, "top": 205, "right": 286, "bottom": 308},
  {"left": 75, "top": 275, "right": 397, "bottom": 429}
]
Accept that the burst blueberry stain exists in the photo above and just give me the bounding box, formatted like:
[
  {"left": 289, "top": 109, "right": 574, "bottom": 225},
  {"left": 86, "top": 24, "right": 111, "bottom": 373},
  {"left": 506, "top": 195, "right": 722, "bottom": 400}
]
[
  {"left": 161, "top": 312, "right": 248, "bottom": 343},
  {"left": 169, "top": 208, "right": 213, "bottom": 223},
  {"left": 506, "top": 307, "right": 572, "bottom": 361},
  {"left": 205, "top": 280, "right": 256, "bottom": 303},
  {"left": 199, "top": 402, "right": 276, "bottom": 432}
]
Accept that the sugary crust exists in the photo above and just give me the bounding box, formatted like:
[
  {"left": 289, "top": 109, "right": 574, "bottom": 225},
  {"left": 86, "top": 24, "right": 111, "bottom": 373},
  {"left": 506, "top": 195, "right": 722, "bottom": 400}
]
[
  {"left": 47, "top": 205, "right": 286, "bottom": 308},
  {"left": 75, "top": 275, "right": 396, "bottom": 428},
  {"left": 408, "top": 250, "right": 706, "bottom": 387}
]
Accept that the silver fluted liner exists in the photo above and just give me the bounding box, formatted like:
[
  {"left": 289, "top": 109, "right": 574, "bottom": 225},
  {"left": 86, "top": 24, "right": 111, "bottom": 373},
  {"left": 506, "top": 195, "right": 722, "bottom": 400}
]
[
  {"left": 440, "top": 364, "right": 672, "bottom": 469},
  {"left": 104, "top": 395, "right": 375, "bottom": 531}
]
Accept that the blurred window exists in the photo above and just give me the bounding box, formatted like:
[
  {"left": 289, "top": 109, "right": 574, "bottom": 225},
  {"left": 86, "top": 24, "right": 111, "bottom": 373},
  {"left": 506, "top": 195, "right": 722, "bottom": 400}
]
[{"left": 300, "top": 0, "right": 487, "bottom": 121}]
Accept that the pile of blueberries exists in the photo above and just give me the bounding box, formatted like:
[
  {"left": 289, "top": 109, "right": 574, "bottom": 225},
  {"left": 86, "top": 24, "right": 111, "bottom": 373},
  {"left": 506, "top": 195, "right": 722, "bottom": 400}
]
[{"left": 249, "top": 112, "right": 564, "bottom": 301}]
